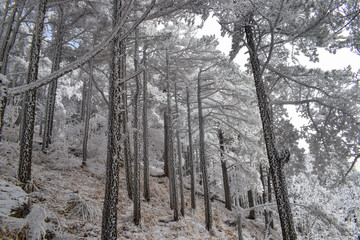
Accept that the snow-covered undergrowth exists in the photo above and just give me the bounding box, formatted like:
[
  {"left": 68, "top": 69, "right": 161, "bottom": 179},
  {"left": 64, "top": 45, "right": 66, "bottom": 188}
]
[{"left": 0, "top": 126, "right": 282, "bottom": 239}]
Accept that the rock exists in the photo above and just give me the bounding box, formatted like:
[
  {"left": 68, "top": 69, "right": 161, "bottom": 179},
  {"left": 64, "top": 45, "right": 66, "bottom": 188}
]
[{"left": 0, "top": 179, "right": 30, "bottom": 218}]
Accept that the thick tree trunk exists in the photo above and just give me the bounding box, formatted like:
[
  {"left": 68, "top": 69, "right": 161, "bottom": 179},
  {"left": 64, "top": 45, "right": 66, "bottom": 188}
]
[
  {"left": 42, "top": 5, "right": 65, "bottom": 150},
  {"left": 101, "top": 0, "right": 125, "bottom": 238},
  {"left": 175, "top": 82, "right": 185, "bottom": 217},
  {"left": 18, "top": 0, "right": 47, "bottom": 186},
  {"left": 166, "top": 47, "right": 178, "bottom": 221},
  {"left": 82, "top": 61, "right": 93, "bottom": 167},
  {"left": 218, "top": 128, "right": 232, "bottom": 211},
  {"left": 245, "top": 14, "right": 296, "bottom": 240},
  {"left": 186, "top": 87, "right": 196, "bottom": 209},
  {"left": 142, "top": 44, "right": 150, "bottom": 202},
  {"left": 133, "top": 27, "right": 141, "bottom": 226},
  {"left": 197, "top": 70, "right": 212, "bottom": 231}
]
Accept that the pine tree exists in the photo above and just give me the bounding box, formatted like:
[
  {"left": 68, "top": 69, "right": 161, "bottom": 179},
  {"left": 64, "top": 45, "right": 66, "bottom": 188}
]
[{"left": 18, "top": 0, "right": 48, "bottom": 187}]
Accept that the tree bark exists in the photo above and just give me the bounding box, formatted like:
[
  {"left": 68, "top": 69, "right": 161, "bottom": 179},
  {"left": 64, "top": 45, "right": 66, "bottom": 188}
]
[
  {"left": 166, "top": 47, "right": 178, "bottom": 221},
  {"left": 82, "top": 61, "right": 93, "bottom": 167},
  {"left": 186, "top": 87, "right": 196, "bottom": 209},
  {"left": 18, "top": 0, "right": 48, "bottom": 186},
  {"left": 42, "top": 5, "right": 65, "bottom": 150},
  {"left": 163, "top": 111, "right": 169, "bottom": 177},
  {"left": 101, "top": 0, "right": 125, "bottom": 238},
  {"left": 218, "top": 128, "right": 232, "bottom": 211},
  {"left": 244, "top": 13, "right": 296, "bottom": 240},
  {"left": 197, "top": 69, "right": 212, "bottom": 231},
  {"left": 142, "top": 43, "right": 150, "bottom": 202},
  {"left": 133, "top": 27, "right": 141, "bottom": 226},
  {"left": 246, "top": 189, "right": 256, "bottom": 220},
  {"left": 175, "top": 82, "right": 185, "bottom": 217}
]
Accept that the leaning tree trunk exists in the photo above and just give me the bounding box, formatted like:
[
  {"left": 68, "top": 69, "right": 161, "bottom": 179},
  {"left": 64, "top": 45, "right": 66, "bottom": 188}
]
[
  {"left": 218, "top": 128, "right": 232, "bottom": 211},
  {"left": 101, "top": 0, "right": 125, "bottom": 239},
  {"left": 245, "top": 13, "right": 296, "bottom": 240},
  {"left": 42, "top": 5, "right": 65, "bottom": 150},
  {"left": 175, "top": 82, "right": 185, "bottom": 217},
  {"left": 142, "top": 43, "right": 150, "bottom": 202},
  {"left": 0, "top": 0, "right": 27, "bottom": 141},
  {"left": 133, "top": 27, "right": 141, "bottom": 226},
  {"left": 166, "top": 47, "right": 178, "bottom": 221},
  {"left": 18, "top": 0, "right": 48, "bottom": 186},
  {"left": 1, "top": 0, "right": 28, "bottom": 75},
  {"left": 186, "top": 87, "right": 196, "bottom": 210},
  {"left": 197, "top": 69, "right": 212, "bottom": 231}
]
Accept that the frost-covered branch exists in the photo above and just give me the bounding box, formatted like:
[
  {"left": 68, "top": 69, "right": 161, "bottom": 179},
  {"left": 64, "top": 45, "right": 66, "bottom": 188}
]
[{"left": 7, "top": 0, "right": 155, "bottom": 96}]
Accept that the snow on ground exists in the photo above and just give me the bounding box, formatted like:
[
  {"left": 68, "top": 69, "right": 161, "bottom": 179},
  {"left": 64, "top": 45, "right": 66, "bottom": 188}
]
[{"left": 0, "top": 126, "right": 281, "bottom": 239}]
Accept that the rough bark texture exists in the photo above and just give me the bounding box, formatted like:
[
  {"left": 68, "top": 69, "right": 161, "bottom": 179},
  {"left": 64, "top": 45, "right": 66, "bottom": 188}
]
[
  {"left": 42, "top": 5, "right": 65, "bottom": 150},
  {"left": 101, "top": 0, "right": 125, "bottom": 238},
  {"left": 18, "top": 0, "right": 48, "bottom": 185},
  {"left": 175, "top": 82, "right": 185, "bottom": 217},
  {"left": 186, "top": 87, "right": 195, "bottom": 209},
  {"left": 133, "top": 27, "right": 141, "bottom": 226},
  {"left": 197, "top": 70, "right": 212, "bottom": 231},
  {"left": 218, "top": 128, "right": 232, "bottom": 211},
  {"left": 142, "top": 44, "right": 150, "bottom": 202},
  {"left": 245, "top": 14, "right": 296, "bottom": 240}
]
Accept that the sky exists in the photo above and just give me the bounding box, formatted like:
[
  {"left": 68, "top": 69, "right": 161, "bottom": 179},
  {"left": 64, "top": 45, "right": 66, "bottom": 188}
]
[{"left": 196, "top": 15, "right": 360, "bottom": 172}]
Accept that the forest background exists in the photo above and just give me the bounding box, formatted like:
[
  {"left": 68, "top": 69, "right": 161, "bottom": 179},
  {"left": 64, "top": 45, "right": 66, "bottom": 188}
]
[{"left": 0, "top": 0, "right": 359, "bottom": 239}]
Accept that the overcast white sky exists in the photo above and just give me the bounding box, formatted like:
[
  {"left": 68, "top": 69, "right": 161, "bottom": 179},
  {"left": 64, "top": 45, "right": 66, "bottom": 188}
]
[{"left": 196, "top": 16, "right": 360, "bottom": 171}]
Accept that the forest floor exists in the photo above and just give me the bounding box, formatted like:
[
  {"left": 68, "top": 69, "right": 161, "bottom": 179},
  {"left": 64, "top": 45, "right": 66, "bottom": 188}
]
[{"left": 0, "top": 126, "right": 282, "bottom": 239}]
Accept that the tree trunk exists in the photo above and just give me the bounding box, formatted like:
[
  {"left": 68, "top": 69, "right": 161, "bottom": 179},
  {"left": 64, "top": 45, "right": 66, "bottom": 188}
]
[
  {"left": 197, "top": 70, "right": 212, "bottom": 231},
  {"left": 142, "top": 43, "right": 150, "bottom": 202},
  {"left": 18, "top": 0, "right": 48, "bottom": 186},
  {"left": 101, "top": 0, "right": 124, "bottom": 238},
  {"left": 218, "top": 128, "right": 232, "bottom": 211},
  {"left": 245, "top": 13, "right": 296, "bottom": 240},
  {"left": 186, "top": 87, "right": 196, "bottom": 210},
  {"left": 0, "top": 76, "right": 8, "bottom": 142},
  {"left": 42, "top": 5, "right": 65, "bottom": 150},
  {"left": 166, "top": 47, "right": 178, "bottom": 221},
  {"left": 133, "top": 27, "right": 141, "bottom": 226},
  {"left": 260, "top": 163, "right": 270, "bottom": 232},
  {"left": 0, "top": 0, "right": 28, "bottom": 75},
  {"left": 175, "top": 82, "right": 185, "bottom": 217},
  {"left": 238, "top": 213, "right": 244, "bottom": 240},
  {"left": 246, "top": 189, "right": 256, "bottom": 220},
  {"left": 120, "top": 37, "right": 133, "bottom": 200},
  {"left": 163, "top": 111, "right": 169, "bottom": 177},
  {"left": 267, "top": 167, "right": 274, "bottom": 229},
  {"left": 82, "top": 61, "right": 93, "bottom": 166}
]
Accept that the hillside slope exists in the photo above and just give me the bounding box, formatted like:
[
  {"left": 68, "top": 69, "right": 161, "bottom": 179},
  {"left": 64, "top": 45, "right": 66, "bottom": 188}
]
[{"left": 0, "top": 127, "right": 281, "bottom": 239}]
